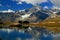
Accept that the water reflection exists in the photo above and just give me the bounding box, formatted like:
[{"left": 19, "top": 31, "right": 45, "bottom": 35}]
[{"left": 0, "top": 27, "right": 58, "bottom": 40}]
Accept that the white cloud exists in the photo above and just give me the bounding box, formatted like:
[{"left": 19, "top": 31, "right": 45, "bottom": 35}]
[
  {"left": 52, "top": 6, "right": 60, "bottom": 10},
  {"left": 44, "top": 6, "right": 49, "bottom": 9},
  {"left": 18, "top": 30, "right": 24, "bottom": 33},
  {"left": 16, "top": 0, "right": 47, "bottom": 5},
  {"left": 16, "top": 38, "right": 21, "bottom": 40},
  {"left": 0, "top": 9, "right": 15, "bottom": 13},
  {"left": 53, "top": 33, "right": 60, "bottom": 37},
  {"left": 17, "top": 2, "right": 22, "bottom": 4},
  {"left": 0, "top": 28, "right": 14, "bottom": 33},
  {"left": 50, "top": 0, "right": 60, "bottom": 7}
]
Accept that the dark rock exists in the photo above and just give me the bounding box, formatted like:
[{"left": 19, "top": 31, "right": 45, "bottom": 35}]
[{"left": 23, "top": 21, "right": 29, "bottom": 24}]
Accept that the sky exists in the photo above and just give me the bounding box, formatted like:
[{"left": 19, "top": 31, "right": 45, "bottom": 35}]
[
  {"left": 50, "top": 0, "right": 60, "bottom": 7},
  {"left": 0, "top": 0, "right": 54, "bottom": 11}
]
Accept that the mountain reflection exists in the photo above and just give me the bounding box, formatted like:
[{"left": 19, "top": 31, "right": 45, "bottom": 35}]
[{"left": 0, "top": 27, "right": 54, "bottom": 40}]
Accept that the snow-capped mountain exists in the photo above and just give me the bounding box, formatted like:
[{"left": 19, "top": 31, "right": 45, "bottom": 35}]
[
  {"left": 0, "top": 6, "right": 60, "bottom": 23},
  {"left": 16, "top": 6, "right": 60, "bottom": 22},
  {"left": 16, "top": 6, "right": 50, "bottom": 22}
]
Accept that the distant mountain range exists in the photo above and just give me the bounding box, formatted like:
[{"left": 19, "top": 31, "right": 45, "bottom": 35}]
[{"left": 0, "top": 6, "right": 60, "bottom": 23}]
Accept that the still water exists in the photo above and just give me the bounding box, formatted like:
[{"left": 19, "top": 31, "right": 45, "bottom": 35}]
[{"left": 0, "top": 27, "right": 59, "bottom": 40}]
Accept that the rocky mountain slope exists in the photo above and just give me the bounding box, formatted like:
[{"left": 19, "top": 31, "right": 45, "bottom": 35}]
[{"left": 0, "top": 6, "right": 60, "bottom": 23}]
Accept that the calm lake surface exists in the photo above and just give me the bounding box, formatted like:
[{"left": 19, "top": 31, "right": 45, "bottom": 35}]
[{"left": 0, "top": 28, "right": 59, "bottom": 40}]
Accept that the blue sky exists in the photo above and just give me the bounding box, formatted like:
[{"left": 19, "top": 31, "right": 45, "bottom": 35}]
[{"left": 0, "top": 0, "right": 54, "bottom": 11}]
